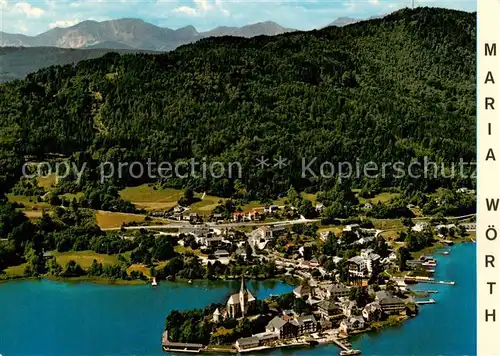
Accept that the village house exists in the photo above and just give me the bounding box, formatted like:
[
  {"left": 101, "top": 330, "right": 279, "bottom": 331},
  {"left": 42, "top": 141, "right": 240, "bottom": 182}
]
[
  {"left": 362, "top": 301, "right": 382, "bottom": 321},
  {"left": 411, "top": 222, "right": 429, "bottom": 232},
  {"left": 298, "top": 242, "right": 313, "bottom": 258},
  {"left": 375, "top": 291, "right": 406, "bottom": 314},
  {"left": 249, "top": 225, "right": 286, "bottom": 250},
  {"left": 196, "top": 235, "right": 224, "bottom": 248},
  {"left": 232, "top": 212, "right": 246, "bottom": 222},
  {"left": 460, "top": 222, "right": 476, "bottom": 231},
  {"left": 214, "top": 249, "right": 230, "bottom": 258},
  {"left": 212, "top": 308, "right": 221, "bottom": 323},
  {"left": 250, "top": 226, "right": 273, "bottom": 240},
  {"left": 282, "top": 309, "right": 297, "bottom": 320},
  {"left": 253, "top": 331, "right": 278, "bottom": 344},
  {"left": 235, "top": 336, "right": 260, "bottom": 351},
  {"left": 173, "top": 205, "right": 184, "bottom": 213},
  {"left": 296, "top": 315, "right": 318, "bottom": 335},
  {"left": 264, "top": 205, "right": 280, "bottom": 214},
  {"left": 235, "top": 248, "right": 248, "bottom": 261},
  {"left": 172, "top": 212, "right": 184, "bottom": 220},
  {"left": 341, "top": 300, "right": 359, "bottom": 317},
  {"left": 326, "top": 284, "right": 351, "bottom": 300},
  {"left": 317, "top": 299, "right": 341, "bottom": 319},
  {"left": 354, "top": 235, "right": 375, "bottom": 245},
  {"left": 247, "top": 210, "right": 260, "bottom": 221},
  {"left": 332, "top": 256, "right": 343, "bottom": 265},
  {"left": 315, "top": 203, "right": 325, "bottom": 213},
  {"left": 343, "top": 224, "right": 360, "bottom": 232},
  {"left": 293, "top": 282, "right": 314, "bottom": 299},
  {"left": 340, "top": 316, "right": 365, "bottom": 334},
  {"left": 309, "top": 257, "right": 320, "bottom": 268},
  {"left": 381, "top": 251, "right": 398, "bottom": 265},
  {"left": 435, "top": 223, "right": 457, "bottom": 232},
  {"left": 347, "top": 249, "right": 380, "bottom": 278},
  {"left": 179, "top": 226, "right": 211, "bottom": 236},
  {"left": 319, "top": 319, "right": 333, "bottom": 330},
  {"left": 265, "top": 316, "right": 298, "bottom": 339},
  {"left": 407, "top": 255, "right": 436, "bottom": 269},
  {"left": 456, "top": 187, "right": 475, "bottom": 195},
  {"left": 363, "top": 203, "right": 373, "bottom": 209},
  {"left": 319, "top": 231, "right": 331, "bottom": 242}
]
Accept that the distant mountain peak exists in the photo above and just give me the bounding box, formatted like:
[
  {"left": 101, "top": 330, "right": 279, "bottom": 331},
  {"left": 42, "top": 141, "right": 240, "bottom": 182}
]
[{"left": 327, "top": 16, "right": 360, "bottom": 27}]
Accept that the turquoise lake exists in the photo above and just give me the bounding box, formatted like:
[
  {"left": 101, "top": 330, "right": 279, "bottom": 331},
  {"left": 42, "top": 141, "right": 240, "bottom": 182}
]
[{"left": 0, "top": 243, "right": 475, "bottom": 356}]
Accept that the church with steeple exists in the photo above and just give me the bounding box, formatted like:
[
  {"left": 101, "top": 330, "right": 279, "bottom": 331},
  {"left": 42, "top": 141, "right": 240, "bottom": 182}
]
[{"left": 226, "top": 276, "right": 256, "bottom": 318}]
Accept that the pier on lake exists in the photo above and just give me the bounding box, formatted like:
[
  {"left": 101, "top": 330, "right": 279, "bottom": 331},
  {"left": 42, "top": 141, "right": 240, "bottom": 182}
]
[{"left": 415, "top": 299, "right": 436, "bottom": 305}]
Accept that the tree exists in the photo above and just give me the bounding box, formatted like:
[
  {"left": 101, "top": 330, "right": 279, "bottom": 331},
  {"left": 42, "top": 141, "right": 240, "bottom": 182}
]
[
  {"left": 287, "top": 186, "right": 300, "bottom": 208},
  {"left": 397, "top": 246, "right": 411, "bottom": 272},
  {"left": 245, "top": 242, "right": 253, "bottom": 261},
  {"left": 60, "top": 260, "right": 86, "bottom": 277},
  {"left": 152, "top": 236, "right": 177, "bottom": 261},
  {"left": 87, "top": 259, "right": 103, "bottom": 276},
  {"left": 349, "top": 286, "right": 372, "bottom": 307},
  {"left": 298, "top": 199, "right": 316, "bottom": 219}
]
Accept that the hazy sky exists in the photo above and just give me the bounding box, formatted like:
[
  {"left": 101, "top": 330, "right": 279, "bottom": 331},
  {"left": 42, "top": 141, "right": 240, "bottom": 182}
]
[{"left": 0, "top": 0, "right": 476, "bottom": 35}]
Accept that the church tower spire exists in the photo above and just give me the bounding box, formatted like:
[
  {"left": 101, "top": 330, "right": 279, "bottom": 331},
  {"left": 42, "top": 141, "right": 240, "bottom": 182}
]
[
  {"left": 240, "top": 275, "right": 247, "bottom": 293},
  {"left": 239, "top": 275, "right": 248, "bottom": 317}
]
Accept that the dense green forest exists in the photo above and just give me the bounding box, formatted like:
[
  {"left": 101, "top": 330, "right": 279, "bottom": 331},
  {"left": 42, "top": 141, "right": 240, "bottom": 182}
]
[{"left": 0, "top": 7, "right": 475, "bottom": 201}]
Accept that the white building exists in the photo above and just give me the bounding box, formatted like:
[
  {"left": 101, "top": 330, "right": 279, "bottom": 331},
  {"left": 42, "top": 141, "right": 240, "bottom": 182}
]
[{"left": 411, "top": 222, "right": 429, "bottom": 232}]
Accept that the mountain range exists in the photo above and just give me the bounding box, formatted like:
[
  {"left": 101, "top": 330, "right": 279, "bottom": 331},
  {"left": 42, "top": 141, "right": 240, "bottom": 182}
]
[
  {"left": 0, "top": 15, "right": 375, "bottom": 82},
  {"left": 0, "top": 19, "right": 296, "bottom": 51}
]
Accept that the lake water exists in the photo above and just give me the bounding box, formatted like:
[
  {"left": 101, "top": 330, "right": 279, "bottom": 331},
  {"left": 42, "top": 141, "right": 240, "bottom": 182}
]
[{"left": 0, "top": 243, "right": 475, "bottom": 356}]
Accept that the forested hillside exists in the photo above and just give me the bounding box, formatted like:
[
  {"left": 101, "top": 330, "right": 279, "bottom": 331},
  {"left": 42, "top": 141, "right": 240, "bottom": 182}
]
[{"left": 0, "top": 7, "right": 476, "bottom": 199}]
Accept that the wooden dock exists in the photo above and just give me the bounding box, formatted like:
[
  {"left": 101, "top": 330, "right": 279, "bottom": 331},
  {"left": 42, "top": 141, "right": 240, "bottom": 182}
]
[
  {"left": 331, "top": 338, "right": 350, "bottom": 351},
  {"left": 162, "top": 331, "right": 204, "bottom": 353},
  {"left": 415, "top": 299, "right": 436, "bottom": 305},
  {"left": 404, "top": 277, "right": 455, "bottom": 285},
  {"left": 413, "top": 290, "right": 439, "bottom": 294}
]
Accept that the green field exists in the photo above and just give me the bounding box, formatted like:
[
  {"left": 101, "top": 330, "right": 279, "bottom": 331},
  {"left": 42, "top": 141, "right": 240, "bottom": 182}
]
[
  {"left": 2, "top": 263, "right": 28, "bottom": 278},
  {"left": 37, "top": 174, "right": 57, "bottom": 190},
  {"left": 95, "top": 210, "right": 148, "bottom": 229},
  {"left": 357, "top": 191, "right": 400, "bottom": 205},
  {"left": 52, "top": 250, "right": 121, "bottom": 269},
  {"left": 190, "top": 194, "right": 226, "bottom": 215},
  {"left": 7, "top": 194, "right": 51, "bottom": 210},
  {"left": 119, "top": 185, "right": 184, "bottom": 211},
  {"left": 174, "top": 245, "right": 207, "bottom": 257},
  {"left": 60, "top": 192, "right": 85, "bottom": 201}
]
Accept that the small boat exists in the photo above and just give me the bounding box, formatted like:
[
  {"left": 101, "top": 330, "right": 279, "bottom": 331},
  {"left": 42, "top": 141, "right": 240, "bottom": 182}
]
[
  {"left": 340, "top": 350, "right": 361, "bottom": 356},
  {"left": 188, "top": 279, "right": 192, "bottom": 284},
  {"left": 441, "top": 251, "right": 450, "bottom": 255},
  {"left": 151, "top": 277, "right": 158, "bottom": 287}
]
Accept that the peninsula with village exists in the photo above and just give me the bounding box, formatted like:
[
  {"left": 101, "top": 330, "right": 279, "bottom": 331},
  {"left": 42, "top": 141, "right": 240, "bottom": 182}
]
[{"left": 156, "top": 186, "right": 474, "bottom": 355}]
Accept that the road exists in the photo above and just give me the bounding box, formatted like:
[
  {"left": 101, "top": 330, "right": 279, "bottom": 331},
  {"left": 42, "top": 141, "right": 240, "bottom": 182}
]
[{"left": 102, "top": 217, "right": 320, "bottom": 231}]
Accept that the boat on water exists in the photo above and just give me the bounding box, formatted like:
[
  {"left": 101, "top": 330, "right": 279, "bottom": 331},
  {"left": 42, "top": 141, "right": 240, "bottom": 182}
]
[
  {"left": 188, "top": 279, "right": 192, "bottom": 284},
  {"left": 151, "top": 277, "right": 158, "bottom": 287},
  {"left": 441, "top": 251, "right": 450, "bottom": 255},
  {"left": 340, "top": 349, "right": 361, "bottom": 355}
]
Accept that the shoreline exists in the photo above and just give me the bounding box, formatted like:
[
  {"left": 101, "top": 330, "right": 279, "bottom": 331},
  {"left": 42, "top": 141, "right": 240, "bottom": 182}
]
[
  {"left": 0, "top": 274, "right": 296, "bottom": 288},
  {"left": 0, "top": 275, "right": 149, "bottom": 286},
  {"left": 0, "top": 240, "right": 473, "bottom": 287},
  {"left": 190, "top": 315, "right": 411, "bottom": 355}
]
